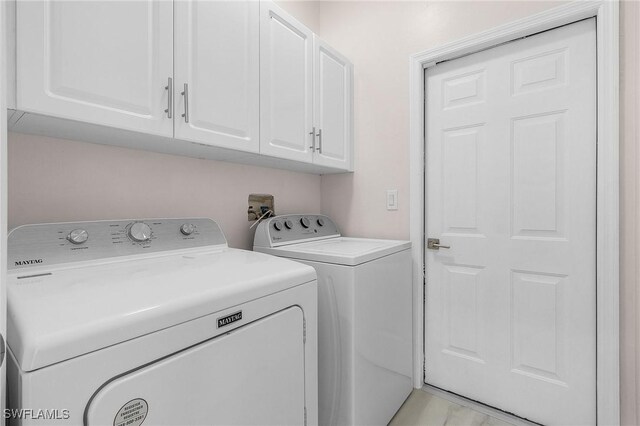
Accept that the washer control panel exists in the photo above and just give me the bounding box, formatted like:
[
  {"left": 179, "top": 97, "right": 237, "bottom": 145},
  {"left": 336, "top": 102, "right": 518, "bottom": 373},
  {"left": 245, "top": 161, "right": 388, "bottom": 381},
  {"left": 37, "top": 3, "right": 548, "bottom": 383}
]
[
  {"left": 8, "top": 218, "right": 226, "bottom": 270},
  {"left": 254, "top": 214, "right": 340, "bottom": 247}
]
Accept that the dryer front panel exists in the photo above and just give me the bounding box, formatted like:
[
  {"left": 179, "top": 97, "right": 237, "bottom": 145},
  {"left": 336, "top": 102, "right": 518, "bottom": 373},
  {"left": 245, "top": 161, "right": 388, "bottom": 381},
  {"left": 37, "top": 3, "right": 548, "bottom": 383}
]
[{"left": 85, "top": 307, "right": 306, "bottom": 426}]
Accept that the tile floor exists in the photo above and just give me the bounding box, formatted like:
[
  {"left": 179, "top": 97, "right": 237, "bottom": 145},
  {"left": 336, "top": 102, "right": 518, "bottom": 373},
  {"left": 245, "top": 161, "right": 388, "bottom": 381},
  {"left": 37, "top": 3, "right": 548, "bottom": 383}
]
[{"left": 389, "top": 388, "right": 524, "bottom": 426}]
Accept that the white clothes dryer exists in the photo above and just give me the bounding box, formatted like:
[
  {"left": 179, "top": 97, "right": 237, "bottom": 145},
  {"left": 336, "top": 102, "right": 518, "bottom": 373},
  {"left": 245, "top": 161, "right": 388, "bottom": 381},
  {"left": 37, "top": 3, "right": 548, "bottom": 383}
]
[
  {"left": 7, "top": 218, "right": 318, "bottom": 426},
  {"left": 254, "top": 214, "right": 412, "bottom": 426}
]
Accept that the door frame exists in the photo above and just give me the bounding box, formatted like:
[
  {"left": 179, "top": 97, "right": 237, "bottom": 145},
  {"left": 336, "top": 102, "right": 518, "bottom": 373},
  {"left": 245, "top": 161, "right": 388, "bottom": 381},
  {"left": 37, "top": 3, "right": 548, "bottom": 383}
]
[
  {"left": 408, "top": 1, "right": 619, "bottom": 424},
  {"left": 0, "top": 0, "right": 8, "bottom": 413}
]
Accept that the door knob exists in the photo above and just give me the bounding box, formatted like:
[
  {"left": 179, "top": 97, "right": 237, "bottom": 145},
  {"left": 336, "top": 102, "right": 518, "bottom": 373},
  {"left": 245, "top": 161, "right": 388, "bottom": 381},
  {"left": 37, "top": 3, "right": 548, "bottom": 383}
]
[{"left": 427, "top": 238, "right": 450, "bottom": 250}]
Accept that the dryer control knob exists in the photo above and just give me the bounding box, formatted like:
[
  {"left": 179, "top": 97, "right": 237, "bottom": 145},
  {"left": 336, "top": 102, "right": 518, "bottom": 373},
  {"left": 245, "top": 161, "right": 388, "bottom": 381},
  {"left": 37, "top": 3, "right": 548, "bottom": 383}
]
[
  {"left": 67, "top": 228, "right": 89, "bottom": 245},
  {"left": 284, "top": 219, "right": 294, "bottom": 230},
  {"left": 273, "top": 221, "right": 283, "bottom": 231},
  {"left": 300, "top": 217, "right": 311, "bottom": 228},
  {"left": 317, "top": 218, "right": 325, "bottom": 227},
  {"left": 129, "top": 222, "right": 152, "bottom": 242},
  {"left": 180, "top": 223, "right": 195, "bottom": 236}
]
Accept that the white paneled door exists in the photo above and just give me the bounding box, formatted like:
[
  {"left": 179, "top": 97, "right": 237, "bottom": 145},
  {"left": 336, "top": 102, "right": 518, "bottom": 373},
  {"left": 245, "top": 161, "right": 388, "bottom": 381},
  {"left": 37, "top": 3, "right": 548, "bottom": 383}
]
[
  {"left": 424, "top": 19, "right": 596, "bottom": 426},
  {"left": 174, "top": 1, "right": 260, "bottom": 153}
]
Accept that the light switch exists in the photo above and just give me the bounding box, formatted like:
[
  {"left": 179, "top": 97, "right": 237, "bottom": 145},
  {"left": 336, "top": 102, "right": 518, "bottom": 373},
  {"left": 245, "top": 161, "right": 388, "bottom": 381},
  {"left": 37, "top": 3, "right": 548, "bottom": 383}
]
[{"left": 386, "top": 190, "right": 398, "bottom": 210}]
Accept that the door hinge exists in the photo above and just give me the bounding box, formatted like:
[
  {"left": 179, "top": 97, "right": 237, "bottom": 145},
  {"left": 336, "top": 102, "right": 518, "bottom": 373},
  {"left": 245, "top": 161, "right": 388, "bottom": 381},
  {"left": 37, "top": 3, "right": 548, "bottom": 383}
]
[
  {"left": 303, "top": 318, "right": 306, "bottom": 344},
  {"left": 423, "top": 263, "right": 426, "bottom": 303},
  {"left": 423, "top": 354, "right": 427, "bottom": 382},
  {"left": 304, "top": 407, "right": 307, "bottom": 426}
]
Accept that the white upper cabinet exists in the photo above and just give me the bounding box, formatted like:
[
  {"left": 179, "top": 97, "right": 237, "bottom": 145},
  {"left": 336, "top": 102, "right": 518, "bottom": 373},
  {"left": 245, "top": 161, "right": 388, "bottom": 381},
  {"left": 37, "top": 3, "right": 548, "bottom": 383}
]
[
  {"left": 16, "top": 0, "right": 174, "bottom": 137},
  {"left": 259, "top": 1, "right": 314, "bottom": 163},
  {"left": 11, "top": 0, "right": 353, "bottom": 173},
  {"left": 174, "top": 1, "right": 260, "bottom": 153},
  {"left": 313, "top": 36, "right": 353, "bottom": 170},
  {"left": 259, "top": 3, "right": 353, "bottom": 170}
]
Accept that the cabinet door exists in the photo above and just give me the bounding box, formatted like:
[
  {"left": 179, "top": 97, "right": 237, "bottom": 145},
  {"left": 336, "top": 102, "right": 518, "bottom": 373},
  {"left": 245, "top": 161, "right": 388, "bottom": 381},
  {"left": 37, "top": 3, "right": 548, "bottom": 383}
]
[
  {"left": 16, "top": 1, "right": 173, "bottom": 137},
  {"left": 174, "top": 1, "right": 259, "bottom": 153},
  {"left": 313, "top": 36, "right": 353, "bottom": 170},
  {"left": 259, "top": 1, "right": 314, "bottom": 163}
]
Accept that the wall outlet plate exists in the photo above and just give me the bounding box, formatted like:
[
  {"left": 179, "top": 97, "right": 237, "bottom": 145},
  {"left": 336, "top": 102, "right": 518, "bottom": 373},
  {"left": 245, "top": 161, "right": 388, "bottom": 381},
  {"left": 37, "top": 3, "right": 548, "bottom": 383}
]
[
  {"left": 248, "top": 194, "right": 275, "bottom": 221},
  {"left": 386, "top": 189, "right": 398, "bottom": 210}
]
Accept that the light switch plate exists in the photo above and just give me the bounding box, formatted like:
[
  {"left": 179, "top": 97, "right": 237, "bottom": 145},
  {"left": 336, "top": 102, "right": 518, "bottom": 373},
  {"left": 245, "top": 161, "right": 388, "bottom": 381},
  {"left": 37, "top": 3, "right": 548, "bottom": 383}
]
[{"left": 387, "top": 190, "right": 398, "bottom": 210}]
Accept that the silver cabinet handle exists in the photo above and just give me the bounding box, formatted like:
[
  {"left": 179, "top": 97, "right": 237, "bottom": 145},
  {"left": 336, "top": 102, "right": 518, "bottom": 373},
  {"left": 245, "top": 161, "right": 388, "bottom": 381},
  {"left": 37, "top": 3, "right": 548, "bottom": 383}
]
[
  {"left": 181, "top": 83, "right": 190, "bottom": 123},
  {"left": 0, "top": 333, "right": 5, "bottom": 367},
  {"left": 309, "top": 127, "right": 316, "bottom": 150},
  {"left": 165, "top": 77, "right": 173, "bottom": 119},
  {"left": 427, "top": 238, "right": 450, "bottom": 250},
  {"left": 316, "top": 128, "right": 322, "bottom": 153}
]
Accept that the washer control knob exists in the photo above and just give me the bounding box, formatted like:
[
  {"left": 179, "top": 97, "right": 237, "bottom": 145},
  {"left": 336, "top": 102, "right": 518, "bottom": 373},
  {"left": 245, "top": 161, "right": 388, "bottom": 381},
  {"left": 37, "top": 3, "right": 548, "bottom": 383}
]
[
  {"left": 284, "top": 219, "right": 294, "bottom": 230},
  {"left": 317, "top": 218, "right": 325, "bottom": 227},
  {"left": 180, "top": 223, "right": 195, "bottom": 236},
  {"left": 273, "top": 221, "right": 283, "bottom": 231},
  {"left": 67, "top": 228, "right": 89, "bottom": 245},
  {"left": 128, "top": 222, "right": 152, "bottom": 242},
  {"left": 300, "top": 217, "right": 311, "bottom": 228}
]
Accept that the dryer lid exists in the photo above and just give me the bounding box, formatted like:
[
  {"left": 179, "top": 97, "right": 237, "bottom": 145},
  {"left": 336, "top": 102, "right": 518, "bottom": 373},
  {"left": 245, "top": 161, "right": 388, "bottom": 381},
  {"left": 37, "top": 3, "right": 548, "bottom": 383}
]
[{"left": 7, "top": 248, "right": 316, "bottom": 372}]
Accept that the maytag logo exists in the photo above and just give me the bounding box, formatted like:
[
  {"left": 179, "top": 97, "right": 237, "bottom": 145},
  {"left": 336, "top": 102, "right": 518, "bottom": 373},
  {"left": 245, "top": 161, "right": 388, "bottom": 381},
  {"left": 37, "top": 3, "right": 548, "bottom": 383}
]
[
  {"left": 217, "top": 311, "right": 242, "bottom": 328},
  {"left": 14, "top": 259, "right": 43, "bottom": 267}
]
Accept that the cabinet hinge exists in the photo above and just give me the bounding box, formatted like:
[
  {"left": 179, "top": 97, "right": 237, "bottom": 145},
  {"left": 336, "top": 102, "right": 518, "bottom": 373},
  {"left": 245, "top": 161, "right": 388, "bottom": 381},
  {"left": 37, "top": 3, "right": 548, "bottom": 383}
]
[
  {"left": 303, "top": 318, "right": 306, "bottom": 344},
  {"left": 304, "top": 407, "right": 307, "bottom": 426}
]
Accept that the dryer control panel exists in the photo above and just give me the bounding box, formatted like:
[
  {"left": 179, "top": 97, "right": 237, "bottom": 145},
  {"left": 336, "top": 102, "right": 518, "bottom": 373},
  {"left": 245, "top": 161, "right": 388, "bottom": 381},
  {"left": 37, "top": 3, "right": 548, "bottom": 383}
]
[
  {"left": 8, "top": 218, "right": 226, "bottom": 270},
  {"left": 254, "top": 214, "right": 340, "bottom": 247}
]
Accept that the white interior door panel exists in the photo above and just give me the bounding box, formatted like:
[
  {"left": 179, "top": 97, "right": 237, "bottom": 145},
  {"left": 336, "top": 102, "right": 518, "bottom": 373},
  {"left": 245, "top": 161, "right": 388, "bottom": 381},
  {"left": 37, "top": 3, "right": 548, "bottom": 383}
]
[{"left": 425, "top": 19, "right": 596, "bottom": 426}]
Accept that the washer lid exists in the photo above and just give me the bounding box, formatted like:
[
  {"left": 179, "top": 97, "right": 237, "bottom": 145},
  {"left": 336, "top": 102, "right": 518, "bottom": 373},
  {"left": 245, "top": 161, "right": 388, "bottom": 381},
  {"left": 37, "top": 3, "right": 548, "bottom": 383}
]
[
  {"left": 256, "top": 237, "right": 411, "bottom": 266},
  {"left": 7, "top": 248, "right": 316, "bottom": 372}
]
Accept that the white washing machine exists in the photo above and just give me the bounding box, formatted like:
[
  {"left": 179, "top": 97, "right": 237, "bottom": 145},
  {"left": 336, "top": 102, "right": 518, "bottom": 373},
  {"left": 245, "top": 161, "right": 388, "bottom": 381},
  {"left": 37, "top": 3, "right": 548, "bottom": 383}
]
[
  {"left": 254, "top": 215, "right": 412, "bottom": 426},
  {"left": 7, "top": 218, "right": 318, "bottom": 426}
]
